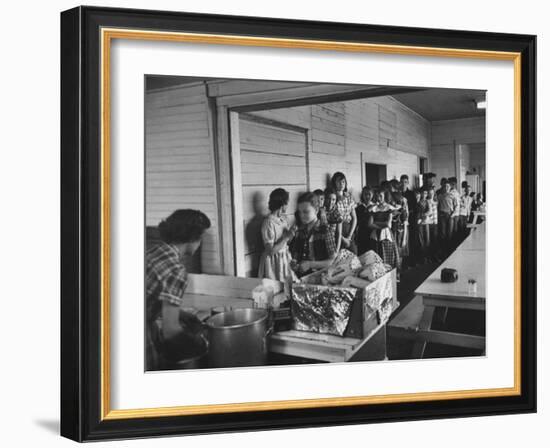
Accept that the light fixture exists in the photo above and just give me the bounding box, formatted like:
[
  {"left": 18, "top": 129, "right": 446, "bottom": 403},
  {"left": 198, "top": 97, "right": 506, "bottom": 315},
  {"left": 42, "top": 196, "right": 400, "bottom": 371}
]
[{"left": 475, "top": 99, "right": 487, "bottom": 110}]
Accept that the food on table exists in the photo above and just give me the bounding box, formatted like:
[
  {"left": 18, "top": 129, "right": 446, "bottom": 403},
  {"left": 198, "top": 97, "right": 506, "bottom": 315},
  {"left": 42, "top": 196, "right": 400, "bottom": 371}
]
[
  {"left": 326, "top": 264, "right": 360, "bottom": 284},
  {"left": 358, "top": 250, "right": 383, "bottom": 267},
  {"left": 358, "top": 262, "right": 388, "bottom": 282},
  {"left": 326, "top": 249, "right": 390, "bottom": 286},
  {"left": 341, "top": 275, "right": 372, "bottom": 289},
  {"left": 332, "top": 249, "right": 363, "bottom": 271}
]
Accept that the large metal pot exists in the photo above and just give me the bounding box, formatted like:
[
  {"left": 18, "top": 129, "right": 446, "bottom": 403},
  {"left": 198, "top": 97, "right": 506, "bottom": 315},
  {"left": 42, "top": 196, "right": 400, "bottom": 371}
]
[
  {"left": 172, "top": 349, "right": 208, "bottom": 370},
  {"left": 163, "top": 334, "right": 209, "bottom": 370},
  {"left": 205, "top": 308, "right": 271, "bottom": 368}
]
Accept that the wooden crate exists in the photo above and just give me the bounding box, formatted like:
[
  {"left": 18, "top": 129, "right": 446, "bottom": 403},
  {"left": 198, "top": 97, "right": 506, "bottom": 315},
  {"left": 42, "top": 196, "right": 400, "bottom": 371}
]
[
  {"left": 181, "top": 274, "right": 284, "bottom": 319},
  {"left": 292, "top": 269, "right": 397, "bottom": 339}
]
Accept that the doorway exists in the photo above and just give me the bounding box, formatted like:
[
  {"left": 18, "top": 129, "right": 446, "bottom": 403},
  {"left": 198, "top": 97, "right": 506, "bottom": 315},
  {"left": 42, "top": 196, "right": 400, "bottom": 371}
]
[{"left": 364, "top": 162, "right": 387, "bottom": 188}]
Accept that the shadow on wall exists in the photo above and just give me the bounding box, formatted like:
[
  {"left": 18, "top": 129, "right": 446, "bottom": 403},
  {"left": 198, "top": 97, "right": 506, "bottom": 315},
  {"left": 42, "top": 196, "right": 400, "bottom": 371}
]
[
  {"left": 245, "top": 191, "right": 268, "bottom": 277},
  {"left": 324, "top": 173, "right": 332, "bottom": 190}
]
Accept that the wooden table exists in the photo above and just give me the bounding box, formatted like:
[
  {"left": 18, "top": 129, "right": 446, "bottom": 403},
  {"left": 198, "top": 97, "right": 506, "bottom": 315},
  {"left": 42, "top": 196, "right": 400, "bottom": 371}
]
[
  {"left": 270, "top": 324, "right": 387, "bottom": 363},
  {"left": 457, "top": 222, "right": 486, "bottom": 252},
  {"left": 390, "top": 224, "right": 486, "bottom": 358},
  {"left": 467, "top": 210, "right": 486, "bottom": 229},
  {"left": 416, "top": 249, "right": 485, "bottom": 311}
]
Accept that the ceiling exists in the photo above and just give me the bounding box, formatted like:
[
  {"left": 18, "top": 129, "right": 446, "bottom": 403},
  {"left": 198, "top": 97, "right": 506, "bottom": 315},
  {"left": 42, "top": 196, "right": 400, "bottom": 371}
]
[{"left": 392, "top": 88, "right": 486, "bottom": 121}]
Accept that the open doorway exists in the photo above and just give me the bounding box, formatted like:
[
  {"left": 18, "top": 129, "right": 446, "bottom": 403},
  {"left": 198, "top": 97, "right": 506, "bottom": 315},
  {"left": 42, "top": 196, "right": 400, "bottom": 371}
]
[{"left": 364, "top": 162, "right": 387, "bottom": 188}]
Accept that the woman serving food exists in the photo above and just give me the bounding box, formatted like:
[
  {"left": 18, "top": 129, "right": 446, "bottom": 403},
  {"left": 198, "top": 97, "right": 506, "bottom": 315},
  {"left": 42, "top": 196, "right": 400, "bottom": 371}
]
[{"left": 146, "top": 209, "right": 211, "bottom": 370}]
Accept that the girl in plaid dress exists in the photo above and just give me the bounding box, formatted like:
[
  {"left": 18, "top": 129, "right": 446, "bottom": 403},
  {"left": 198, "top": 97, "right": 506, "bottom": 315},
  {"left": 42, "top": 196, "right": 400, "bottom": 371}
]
[
  {"left": 368, "top": 190, "right": 401, "bottom": 270},
  {"left": 331, "top": 172, "right": 358, "bottom": 254},
  {"left": 323, "top": 187, "right": 344, "bottom": 254}
]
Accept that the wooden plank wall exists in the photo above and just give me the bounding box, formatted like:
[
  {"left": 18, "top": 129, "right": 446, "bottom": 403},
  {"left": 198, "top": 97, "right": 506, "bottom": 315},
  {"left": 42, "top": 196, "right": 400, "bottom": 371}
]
[
  {"left": 311, "top": 103, "right": 346, "bottom": 156},
  {"left": 430, "top": 116, "right": 486, "bottom": 183},
  {"left": 145, "top": 83, "right": 222, "bottom": 274},
  {"left": 249, "top": 95, "right": 430, "bottom": 201}
]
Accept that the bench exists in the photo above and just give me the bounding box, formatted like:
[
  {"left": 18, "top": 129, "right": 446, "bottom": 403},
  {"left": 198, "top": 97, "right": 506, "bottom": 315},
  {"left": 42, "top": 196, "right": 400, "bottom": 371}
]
[{"left": 388, "top": 295, "right": 485, "bottom": 358}]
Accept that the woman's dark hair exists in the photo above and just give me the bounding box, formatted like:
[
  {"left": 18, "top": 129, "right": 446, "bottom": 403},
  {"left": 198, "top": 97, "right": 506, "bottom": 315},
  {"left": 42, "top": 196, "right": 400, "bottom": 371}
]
[
  {"left": 297, "top": 192, "right": 317, "bottom": 207},
  {"left": 268, "top": 188, "right": 289, "bottom": 212},
  {"left": 313, "top": 189, "right": 324, "bottom": 196},
  {"left": 158, "top": 209, "right": 211, "bottom": 244},
  {"left": 330, "top": 171, "right": 348, "bottom": 192}
]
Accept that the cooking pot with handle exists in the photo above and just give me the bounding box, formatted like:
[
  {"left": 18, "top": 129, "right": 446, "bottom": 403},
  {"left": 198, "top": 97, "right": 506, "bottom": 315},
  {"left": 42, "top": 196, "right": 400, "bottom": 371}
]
[{"left": 205, "top": 307, "right": 272, "bottom": 368}]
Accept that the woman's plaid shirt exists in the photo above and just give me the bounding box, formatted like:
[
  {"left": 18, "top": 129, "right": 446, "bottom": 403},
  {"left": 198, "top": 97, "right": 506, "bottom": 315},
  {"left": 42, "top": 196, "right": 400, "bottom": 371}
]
[{"left": 146, "top": 242, "right": 188, "bottom": 322}]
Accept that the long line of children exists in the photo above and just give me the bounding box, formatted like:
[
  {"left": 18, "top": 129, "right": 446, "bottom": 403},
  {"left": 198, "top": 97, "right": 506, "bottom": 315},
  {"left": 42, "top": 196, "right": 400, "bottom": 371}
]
[{"left": 257, "top": 171, "right": 485, "bottom": 282}]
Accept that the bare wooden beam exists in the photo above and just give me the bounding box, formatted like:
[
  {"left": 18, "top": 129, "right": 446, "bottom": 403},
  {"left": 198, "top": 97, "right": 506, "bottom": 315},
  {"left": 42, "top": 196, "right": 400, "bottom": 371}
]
[{"left": 231, "top": 86, "right": 426, "bottom": 112}]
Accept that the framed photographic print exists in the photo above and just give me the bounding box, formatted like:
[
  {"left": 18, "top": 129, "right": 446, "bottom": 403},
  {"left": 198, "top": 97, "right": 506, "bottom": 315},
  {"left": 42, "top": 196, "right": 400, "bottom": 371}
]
[{"left": 60, "top": 6, "right": 537, "bottom": 441}]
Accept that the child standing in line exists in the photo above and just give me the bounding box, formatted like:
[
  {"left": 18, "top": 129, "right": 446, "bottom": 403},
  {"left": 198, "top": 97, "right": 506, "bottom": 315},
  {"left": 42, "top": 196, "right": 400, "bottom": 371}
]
[
  {"left": 331, "top": 172, "right": 357, "bottom": 253},
  {"left": 258, "top": 188, "right": 297, "bottom": 282},
  {"left": 355, "top": 186, "right": 376, "bottom": 255},
  {"left": 426, "top": 187, "right": 439, "bottom": 261},
  {"left": 415, "top": 189, "right": 431, "bottom": 264},
  {"left": 323, "top": 187, "right": 343, "bottom": 254},
  {"left": 313, "top": 188, "right": 327, "bottom": 224},
  {"left": 458, "top": 184, "right": 473, "bottom": 239}
]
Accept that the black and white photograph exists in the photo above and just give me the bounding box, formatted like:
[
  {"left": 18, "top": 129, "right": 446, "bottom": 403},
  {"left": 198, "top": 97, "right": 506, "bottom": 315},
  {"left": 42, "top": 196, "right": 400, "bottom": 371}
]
[{"left": 144, "top": 76, "right": 487, "bottom": 371}]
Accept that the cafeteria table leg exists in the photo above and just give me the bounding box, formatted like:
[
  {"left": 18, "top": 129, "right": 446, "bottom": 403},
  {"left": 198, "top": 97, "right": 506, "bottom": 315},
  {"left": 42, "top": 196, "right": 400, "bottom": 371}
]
[
  {"left": 434, "top": 306, "right": 449, "bottom": 326},
  {"left": 411, "top": 305, "right": 436, "bottom": 359}
]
